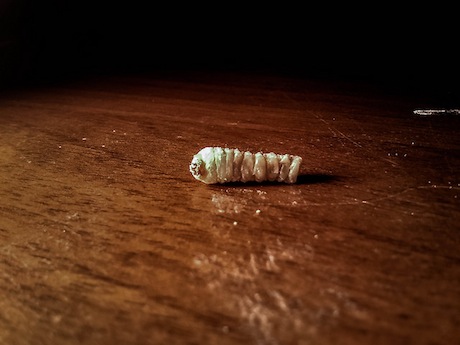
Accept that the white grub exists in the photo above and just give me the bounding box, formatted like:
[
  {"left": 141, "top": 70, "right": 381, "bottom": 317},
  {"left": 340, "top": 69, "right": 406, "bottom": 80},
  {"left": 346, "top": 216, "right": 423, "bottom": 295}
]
[{"left": 190, "top": 147, "right": 303, "bottom": 184}]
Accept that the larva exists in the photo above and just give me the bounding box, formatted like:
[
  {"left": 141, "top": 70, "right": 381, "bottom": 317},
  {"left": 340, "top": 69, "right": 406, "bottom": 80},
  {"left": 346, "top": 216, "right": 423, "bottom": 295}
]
[{"left": 189, "top": 147, "right": 302, "bottom": 184}]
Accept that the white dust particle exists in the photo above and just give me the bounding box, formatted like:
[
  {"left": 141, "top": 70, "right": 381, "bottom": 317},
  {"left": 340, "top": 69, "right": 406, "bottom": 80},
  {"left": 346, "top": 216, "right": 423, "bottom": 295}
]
[
  {"left": 102, "top": 144, "right": 105, "bottom": 148},
  {"left": 58, "top": 145, "right": 62, "bottom": 149},
  {"left": 82, "top": 137, "right": 87, "bottom": 141},
  {"left": 255, "top": 209, "right": 261, "bottom": 215},
  {"left": 233, "top": 221, "right": 238, "bottom": 226},
  {"left": 66, "top": 212, "right": 80, "bottom": 220}
]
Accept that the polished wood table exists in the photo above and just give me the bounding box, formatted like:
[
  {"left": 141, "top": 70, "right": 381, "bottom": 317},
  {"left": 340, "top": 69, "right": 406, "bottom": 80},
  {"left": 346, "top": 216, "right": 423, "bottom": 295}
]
[{"left": 1, "top": 71, "right": 459, "bottom": 345}]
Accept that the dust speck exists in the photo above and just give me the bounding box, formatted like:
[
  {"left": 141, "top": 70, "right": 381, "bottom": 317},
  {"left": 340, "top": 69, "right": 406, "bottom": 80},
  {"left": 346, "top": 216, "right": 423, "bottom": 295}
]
[{"left": 51, "top": 315, "right": 62, "bottom": 324}]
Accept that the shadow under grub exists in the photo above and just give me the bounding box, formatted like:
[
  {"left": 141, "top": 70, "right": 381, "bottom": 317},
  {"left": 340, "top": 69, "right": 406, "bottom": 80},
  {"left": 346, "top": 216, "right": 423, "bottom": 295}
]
[
  {"left": 207, "top": 174, "right": 341, "bottom": 188},
  {"left": 296, "top": 174, "right": 341, "bottom": 185}
]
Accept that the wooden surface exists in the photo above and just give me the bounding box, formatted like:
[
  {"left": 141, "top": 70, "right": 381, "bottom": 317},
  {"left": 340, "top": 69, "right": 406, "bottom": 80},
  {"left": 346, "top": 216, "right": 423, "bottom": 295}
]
[{"left": 0, "top": 71, "right": 459, "bottom": 345}]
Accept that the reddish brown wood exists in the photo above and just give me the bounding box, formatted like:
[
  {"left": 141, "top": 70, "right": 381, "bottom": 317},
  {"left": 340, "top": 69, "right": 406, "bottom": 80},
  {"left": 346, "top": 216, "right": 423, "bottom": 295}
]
[{"left": 0, "top": 71, "right": 459, "bottom": 345}]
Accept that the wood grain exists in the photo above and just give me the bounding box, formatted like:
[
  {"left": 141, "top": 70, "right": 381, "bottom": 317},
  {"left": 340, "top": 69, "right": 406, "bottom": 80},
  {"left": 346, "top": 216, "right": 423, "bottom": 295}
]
[{"left": 0, "top": 71, "right": 459, "bottom": 345}]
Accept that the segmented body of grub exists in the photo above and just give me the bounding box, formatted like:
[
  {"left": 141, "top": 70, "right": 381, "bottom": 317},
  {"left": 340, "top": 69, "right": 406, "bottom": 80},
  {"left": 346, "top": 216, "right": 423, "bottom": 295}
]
[{"left": 189, "top": 147, "right": 302, "bottom": 184}]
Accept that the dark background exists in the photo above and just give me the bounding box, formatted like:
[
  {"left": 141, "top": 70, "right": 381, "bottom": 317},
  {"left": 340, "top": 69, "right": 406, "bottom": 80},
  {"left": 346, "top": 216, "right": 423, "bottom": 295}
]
[{"left": 1, "top": 1, "right": 458, "bottom": 102}]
